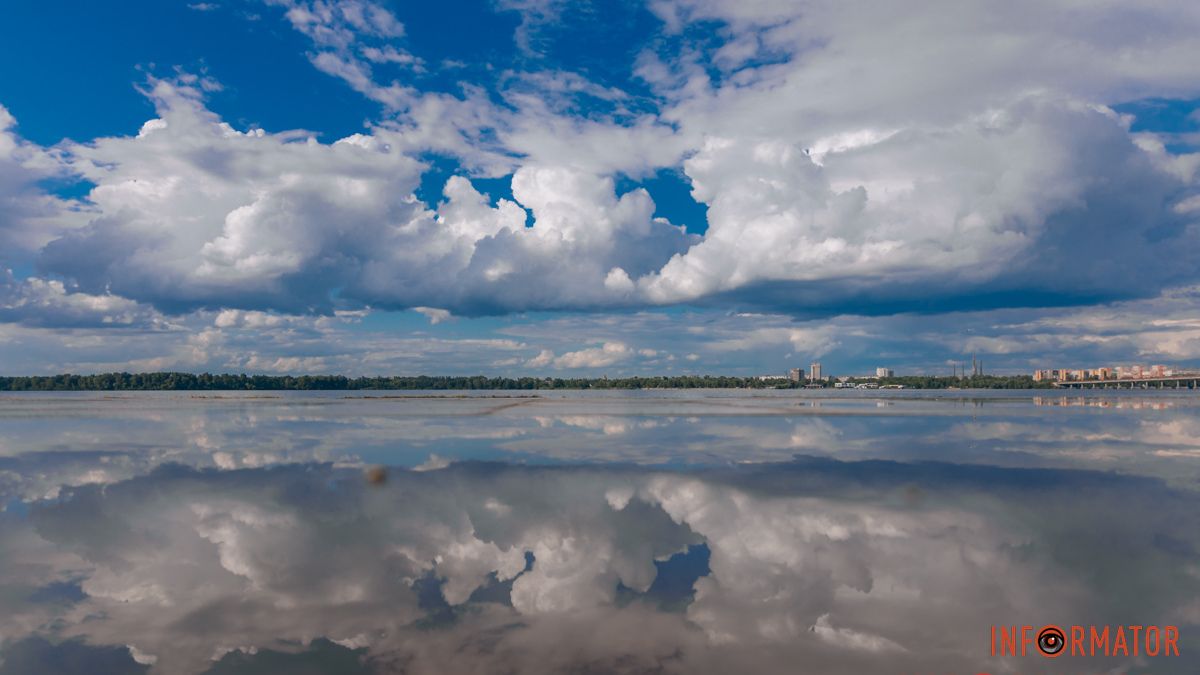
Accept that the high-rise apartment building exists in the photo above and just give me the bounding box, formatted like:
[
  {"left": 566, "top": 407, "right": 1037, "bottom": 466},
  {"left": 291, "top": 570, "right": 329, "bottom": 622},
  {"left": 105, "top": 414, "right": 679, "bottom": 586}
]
[{"left": 810, "top": 362, "right": 823, "bottom": 381}]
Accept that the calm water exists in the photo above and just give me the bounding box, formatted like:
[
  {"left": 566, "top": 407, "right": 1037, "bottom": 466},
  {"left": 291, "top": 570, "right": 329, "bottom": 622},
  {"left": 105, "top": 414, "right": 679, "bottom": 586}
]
[{"left": 0, "top": 390, "right": 1196, "bottom": 674}]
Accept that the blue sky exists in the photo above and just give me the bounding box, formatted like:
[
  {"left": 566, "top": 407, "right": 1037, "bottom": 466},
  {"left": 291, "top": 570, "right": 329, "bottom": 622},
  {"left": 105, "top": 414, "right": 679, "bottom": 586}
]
[{"left": 2, "top": 0, "right": 1200, "bottom": 376}]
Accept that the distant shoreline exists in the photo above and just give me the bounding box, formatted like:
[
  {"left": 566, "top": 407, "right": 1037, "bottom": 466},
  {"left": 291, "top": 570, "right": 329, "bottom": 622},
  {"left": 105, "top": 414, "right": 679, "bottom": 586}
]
[{"left": 0, "top": 372, "right": 1055, "bottom": 391}]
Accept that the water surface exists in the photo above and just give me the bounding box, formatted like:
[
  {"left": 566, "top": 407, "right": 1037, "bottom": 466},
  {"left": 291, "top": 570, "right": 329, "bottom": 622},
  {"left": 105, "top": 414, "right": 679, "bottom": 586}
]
[{"left": 0, "top": 390, "right": 1196, "bottom": 674}]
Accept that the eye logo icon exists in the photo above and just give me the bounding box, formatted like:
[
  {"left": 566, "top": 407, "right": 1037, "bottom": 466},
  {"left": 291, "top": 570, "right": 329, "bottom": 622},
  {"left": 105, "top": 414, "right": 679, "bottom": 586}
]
[
  {"left": 1037, "top": 626, "right": 1065, "bottom": 657},
  {"left": 992, "top": 623, "right": 1180, "bottom": 659}
]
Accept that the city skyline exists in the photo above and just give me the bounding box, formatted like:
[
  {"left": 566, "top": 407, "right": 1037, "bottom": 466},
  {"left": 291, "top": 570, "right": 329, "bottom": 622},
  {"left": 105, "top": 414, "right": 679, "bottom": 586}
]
[
  {"left": 1, "top": 1, "right": 1199, "bottom": 376},
  {"left": 1034, "top": 363, "right": 1200, "bottom": 382}
]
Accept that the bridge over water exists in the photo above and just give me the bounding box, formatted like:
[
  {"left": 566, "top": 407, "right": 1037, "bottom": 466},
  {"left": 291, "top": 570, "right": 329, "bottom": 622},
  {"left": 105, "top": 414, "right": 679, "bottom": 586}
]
[{"left": 1054, "top": 375, "right": 1200, "bottom": 389}]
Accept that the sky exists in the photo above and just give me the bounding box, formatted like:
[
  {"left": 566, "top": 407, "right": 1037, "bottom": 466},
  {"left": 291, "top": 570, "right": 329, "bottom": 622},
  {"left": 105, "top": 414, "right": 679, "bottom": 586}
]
[{"left": 1, "top": 0, "right": 1200, "bottom": 376}]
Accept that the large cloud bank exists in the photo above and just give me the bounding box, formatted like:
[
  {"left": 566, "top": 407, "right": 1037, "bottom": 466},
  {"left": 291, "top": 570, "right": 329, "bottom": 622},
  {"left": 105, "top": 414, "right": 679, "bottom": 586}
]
[
  {"left": 1, "top": 0, "right": 1199, "bottom": 323},
  {"left": 30, "top": 79, "right": 693, "bottom": 316}
]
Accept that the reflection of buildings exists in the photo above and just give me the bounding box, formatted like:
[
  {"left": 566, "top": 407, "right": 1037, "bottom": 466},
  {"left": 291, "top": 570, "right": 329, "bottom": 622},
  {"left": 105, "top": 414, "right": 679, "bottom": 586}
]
[{"left": 1034, "top": 396, "right": 1177, "bottom": 410}]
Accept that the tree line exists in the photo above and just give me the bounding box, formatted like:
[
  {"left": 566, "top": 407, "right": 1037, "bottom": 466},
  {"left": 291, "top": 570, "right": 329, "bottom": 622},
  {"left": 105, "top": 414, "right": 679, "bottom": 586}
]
[
  {"left": 0, "top": 372, "right": 1052, "bottom": 391},
  {"left": 877, "top": 375, "right": 1053, "bottom": 389}
]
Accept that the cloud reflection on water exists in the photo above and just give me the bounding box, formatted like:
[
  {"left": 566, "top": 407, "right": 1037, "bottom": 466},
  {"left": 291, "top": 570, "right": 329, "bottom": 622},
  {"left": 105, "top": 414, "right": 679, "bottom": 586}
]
[
  {"left": 1, "top": 392, "right": 1198, "bottom": 674},
  {"left": 0, "top": 457, "right": 1195, "bottom": 674},
  {"left": 3, "top": 391, "right": 1200, "bottom": 503}
]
